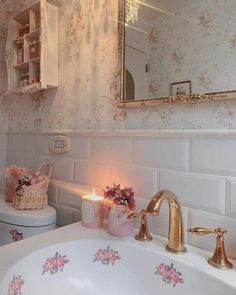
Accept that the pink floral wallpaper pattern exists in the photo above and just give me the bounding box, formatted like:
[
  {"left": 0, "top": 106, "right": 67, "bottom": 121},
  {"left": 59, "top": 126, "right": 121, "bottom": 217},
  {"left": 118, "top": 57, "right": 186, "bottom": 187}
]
[
  {"left": 0, "top": 1, "right": 8, "bottom": 131},
  {"left": 0, "top": 0, "right": 236, "bottom": 132}
]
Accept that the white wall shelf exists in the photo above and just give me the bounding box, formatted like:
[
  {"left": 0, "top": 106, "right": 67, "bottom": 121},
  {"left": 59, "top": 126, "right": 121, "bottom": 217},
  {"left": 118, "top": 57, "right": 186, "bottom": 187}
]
[{"left": 5, "top": 0, "right": 59, "bottom": 94}]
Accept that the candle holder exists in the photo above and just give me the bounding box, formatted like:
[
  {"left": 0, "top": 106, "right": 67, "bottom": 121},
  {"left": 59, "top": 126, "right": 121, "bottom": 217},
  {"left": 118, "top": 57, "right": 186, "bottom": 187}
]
[{"left": 81, "top": 190, "right": 104, "bottom": 229}]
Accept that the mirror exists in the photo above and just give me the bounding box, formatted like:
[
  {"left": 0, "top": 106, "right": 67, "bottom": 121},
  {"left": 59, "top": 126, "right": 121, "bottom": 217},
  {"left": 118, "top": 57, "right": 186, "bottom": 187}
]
[{"left": 118, "top": 0, "right": 236, "bottom": 107}]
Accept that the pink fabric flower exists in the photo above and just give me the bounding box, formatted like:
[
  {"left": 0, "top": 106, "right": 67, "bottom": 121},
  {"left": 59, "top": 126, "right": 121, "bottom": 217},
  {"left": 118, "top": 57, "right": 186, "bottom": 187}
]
[{"left": 5, "top": 165, "right": 27, "bottom": 178}]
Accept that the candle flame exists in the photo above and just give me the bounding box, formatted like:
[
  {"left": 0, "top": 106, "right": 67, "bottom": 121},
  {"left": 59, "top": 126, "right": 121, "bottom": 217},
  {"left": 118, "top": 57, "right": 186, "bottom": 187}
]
[{"left": 82, "top": 189, "right": 104, "bottom": 201}]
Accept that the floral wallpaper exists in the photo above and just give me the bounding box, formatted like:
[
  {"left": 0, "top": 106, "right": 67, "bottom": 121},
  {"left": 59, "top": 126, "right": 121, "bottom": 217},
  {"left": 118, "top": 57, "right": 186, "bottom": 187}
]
[
  {"left": 1, "top": 0, "right": 236, "bottom": 132},
  {"left": 0, "top": 1, "right": 8, "bottom": 131}
]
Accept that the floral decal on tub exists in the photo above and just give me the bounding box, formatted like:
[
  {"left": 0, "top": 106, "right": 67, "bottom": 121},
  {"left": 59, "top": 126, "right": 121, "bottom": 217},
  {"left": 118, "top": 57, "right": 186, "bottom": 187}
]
[
  {"left": 9, "top": 230, "right": 24, "bottom": 242},
  {"left": 93, "top": 246, "right": 121, "bottom": 265},
  {"left": 155, "top": 263, "right": 184, "bottom": 287},
  {"left": 7, "top": 275, "right": 24, "bottom": 295},
  {"left": 42, "top": 252, "right": 70, "bottom": 275}
]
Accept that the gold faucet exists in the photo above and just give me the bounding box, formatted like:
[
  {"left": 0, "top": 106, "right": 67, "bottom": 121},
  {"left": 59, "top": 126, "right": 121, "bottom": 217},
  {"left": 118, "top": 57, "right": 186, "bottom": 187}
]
[
  {"left": 128, "top": 190, "right": 186, "bottom": 254},
  {"left": 188, "top": 227, "right": 233, "bottom": 270}
]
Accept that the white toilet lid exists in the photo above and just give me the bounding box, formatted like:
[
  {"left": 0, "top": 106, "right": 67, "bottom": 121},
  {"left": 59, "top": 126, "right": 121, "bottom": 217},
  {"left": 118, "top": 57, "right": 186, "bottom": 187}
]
[{"left": 0, "top": 198, "right": 56, "bottom": 227}]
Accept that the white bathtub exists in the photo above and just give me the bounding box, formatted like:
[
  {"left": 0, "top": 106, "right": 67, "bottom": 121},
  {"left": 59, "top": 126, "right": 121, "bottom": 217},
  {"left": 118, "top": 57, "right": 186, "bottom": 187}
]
[{"left": 0, "top": 223, "right": 235, "bottom": 294}]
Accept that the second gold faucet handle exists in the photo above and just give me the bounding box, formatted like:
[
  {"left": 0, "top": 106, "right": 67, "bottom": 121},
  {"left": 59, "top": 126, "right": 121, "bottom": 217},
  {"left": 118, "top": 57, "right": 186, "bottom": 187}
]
[
  {"left": 188, "top": 227, "right": 227, "bottom": 236},
  {"left": 188, "top": 227, "right": 232, "bottom": 270}
]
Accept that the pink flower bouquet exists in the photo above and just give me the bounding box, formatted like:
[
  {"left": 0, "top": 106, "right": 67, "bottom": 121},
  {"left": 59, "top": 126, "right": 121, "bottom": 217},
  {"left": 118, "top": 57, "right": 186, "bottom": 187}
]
[
  {"left": 4, "top": 165, "right": 27, "bottom": 178},
  {"left": 103, "top": 184, "right": 136, "bottom": 237},
  {"left": 103, "top": 183, "right": 135, "bottom": 210}
]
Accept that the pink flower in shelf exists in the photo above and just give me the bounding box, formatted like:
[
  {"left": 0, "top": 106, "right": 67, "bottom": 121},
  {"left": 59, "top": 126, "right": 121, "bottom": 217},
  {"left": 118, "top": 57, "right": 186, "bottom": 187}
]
[
  {"left": 94, "top": 246, "right": 121, "bottom": 265},
  {"left": 7, "top": 275, "right": 24, "bottom": 295},
  {"left": 155, "top": 263, "right": 184, "bottom": 287},
  {"left": 42, "top": 252, "right": 70, "bottom": 275}
]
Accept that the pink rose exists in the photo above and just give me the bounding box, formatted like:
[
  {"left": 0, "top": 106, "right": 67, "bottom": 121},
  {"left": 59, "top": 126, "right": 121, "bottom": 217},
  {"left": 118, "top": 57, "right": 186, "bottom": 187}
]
[
  {"left": 43, "top": 257, "right": 55, "bottom": 272},
  {"left": 55, "top": 257, "right": 66, "bottom": 271}
]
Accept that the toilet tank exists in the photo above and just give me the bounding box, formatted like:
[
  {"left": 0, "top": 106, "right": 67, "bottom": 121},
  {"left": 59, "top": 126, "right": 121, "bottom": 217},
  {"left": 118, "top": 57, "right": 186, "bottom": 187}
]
[{"left": 0, "top": 198, "right": 56, "bottom": 246}]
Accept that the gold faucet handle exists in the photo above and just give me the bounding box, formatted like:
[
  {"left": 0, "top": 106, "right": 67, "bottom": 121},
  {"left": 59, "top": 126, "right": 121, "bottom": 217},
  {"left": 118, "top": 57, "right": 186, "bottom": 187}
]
[
  {"left": 127, "top": 209, "right": 153, "bottom": 241},
  {"left": 188, "top": 227, "right": 233, "bottom": 270},
  {"left": 127, "top": 209, "right": 147, "bottom": 221},
  {"left": 188, "top": 227, "right": 227, "bottom": 236}
]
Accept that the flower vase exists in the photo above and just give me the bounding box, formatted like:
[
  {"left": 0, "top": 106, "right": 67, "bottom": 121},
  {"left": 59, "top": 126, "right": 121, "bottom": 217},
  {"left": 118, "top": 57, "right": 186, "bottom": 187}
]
[
  {"left": 107, "top": 204, "right": 133, "bottom": 237},
  {"left": 5, "top": 176, "right": 18, "bottom": 202}
]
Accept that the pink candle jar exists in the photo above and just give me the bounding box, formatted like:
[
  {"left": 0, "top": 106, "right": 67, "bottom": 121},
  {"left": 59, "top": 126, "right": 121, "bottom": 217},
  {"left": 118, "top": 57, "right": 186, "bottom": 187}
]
[{"left": 81, "top": 191, "right": 104, "bottom": 229}]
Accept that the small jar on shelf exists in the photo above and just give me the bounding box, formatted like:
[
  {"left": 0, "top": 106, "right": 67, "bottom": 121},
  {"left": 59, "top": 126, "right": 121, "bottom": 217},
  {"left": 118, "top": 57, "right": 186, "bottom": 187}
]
[
  {"left": 29, "top": 40, "right": 40, "bottom": 60},
  {"left": 19, "top": 73, "right": 30, "bottom": 88}
]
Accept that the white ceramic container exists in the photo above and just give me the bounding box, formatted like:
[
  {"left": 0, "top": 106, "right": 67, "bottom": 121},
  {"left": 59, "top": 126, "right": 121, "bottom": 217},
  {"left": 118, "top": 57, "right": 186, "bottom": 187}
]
[{"left": 0, "top": 198, "right": 56, "bottom": 246}]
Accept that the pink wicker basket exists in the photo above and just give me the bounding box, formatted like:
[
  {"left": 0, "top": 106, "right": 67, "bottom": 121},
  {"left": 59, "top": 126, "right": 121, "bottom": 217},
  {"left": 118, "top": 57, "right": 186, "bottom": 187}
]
[{"left": 13, "top": 163, "right": 52, "bottom": 210}]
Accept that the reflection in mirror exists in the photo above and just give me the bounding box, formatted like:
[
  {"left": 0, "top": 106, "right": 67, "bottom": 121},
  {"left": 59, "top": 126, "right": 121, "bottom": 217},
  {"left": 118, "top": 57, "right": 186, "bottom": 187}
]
[
  {"left": 125, "top": 69, "right": 135, "bottom": 100},
  {"left": 119, "top": 0, "right": 236, "bottom": 106}
]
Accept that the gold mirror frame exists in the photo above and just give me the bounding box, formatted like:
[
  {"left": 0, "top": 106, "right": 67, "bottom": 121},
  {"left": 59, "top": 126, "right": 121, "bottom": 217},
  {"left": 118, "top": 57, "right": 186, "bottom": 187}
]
[{"left": 117, "top": 0, "right": 236, "bottom": 108}]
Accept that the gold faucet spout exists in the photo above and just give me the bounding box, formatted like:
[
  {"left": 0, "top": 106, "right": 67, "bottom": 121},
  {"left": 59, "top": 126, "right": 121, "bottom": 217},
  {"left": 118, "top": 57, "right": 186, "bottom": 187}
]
[{"left": 146, "top": 190, "right": 186, "bottom": 254}]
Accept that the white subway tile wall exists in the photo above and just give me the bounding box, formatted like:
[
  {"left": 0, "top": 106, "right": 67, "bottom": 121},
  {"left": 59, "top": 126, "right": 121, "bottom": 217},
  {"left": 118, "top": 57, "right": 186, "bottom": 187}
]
[
  {"left": 91, "top": 136, "right": 132, "bottom": 164},
  {"left": 5, "top": 131, "right": 236, "bottom": 259},
  {"left": 158, "top": 169, "right": 225, "bottom": 214},
  {"left": 226, "top": 178, "right": 236, "bottom": 218},
  {"left": 132, "top": 137, "right": 187, "bottom": 170},
  {"left": 110, "top": 164, "right": 157, "bottom": 199},
  {"left": 189, "top": 138, "right": 236, "bottom": 176},
  {"left": 74, "top": 160, "right": 109, "bottom": 188}
]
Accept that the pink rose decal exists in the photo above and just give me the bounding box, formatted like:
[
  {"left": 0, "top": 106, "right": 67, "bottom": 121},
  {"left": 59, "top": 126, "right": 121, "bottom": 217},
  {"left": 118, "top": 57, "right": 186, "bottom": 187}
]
[
  {"left": 42, "top": 252, "right": 69, "bottom": 275},
  {"left": 94, "top": 246, "right": 121, "bottom": 265},
  {"left": 9, "top": 230, "right": 24, "bottom": 242},
  {"left": 155, "top": 263, "right": 184, "bottom": 287},
  {"left": 7, "top": 275, "right": 24, "bottom": 295}
]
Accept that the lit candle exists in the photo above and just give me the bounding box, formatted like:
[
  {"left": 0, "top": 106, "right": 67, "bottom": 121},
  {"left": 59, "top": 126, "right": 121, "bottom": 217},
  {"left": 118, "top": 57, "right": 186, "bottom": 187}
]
[{"left": 81, "top": 189, "right": 104, "bottom": 229}]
